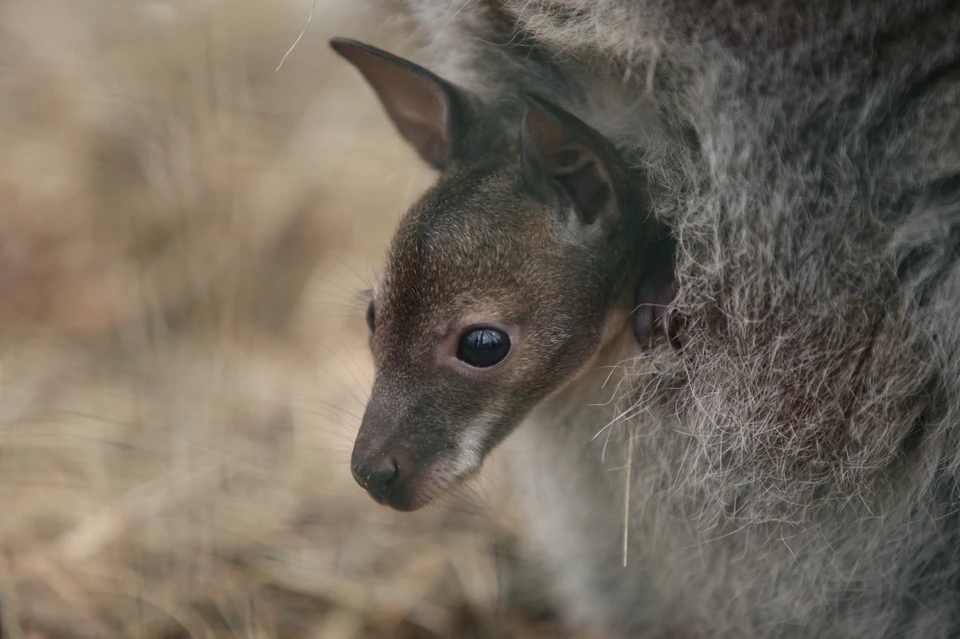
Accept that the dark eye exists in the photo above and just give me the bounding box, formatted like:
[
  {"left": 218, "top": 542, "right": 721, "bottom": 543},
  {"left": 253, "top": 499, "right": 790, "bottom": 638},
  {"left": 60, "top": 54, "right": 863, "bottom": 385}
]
[
  {"left": 457, "top": 328, "right": 510, "bottom": 368},
  {"left": 366, "top": 300, "right": 375, "bottom": 334}
]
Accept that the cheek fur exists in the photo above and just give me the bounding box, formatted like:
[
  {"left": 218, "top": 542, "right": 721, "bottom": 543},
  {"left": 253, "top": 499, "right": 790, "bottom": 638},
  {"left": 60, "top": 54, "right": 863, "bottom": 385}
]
[{"left": 448, "top": 422, "right": 488, "bottom": 478}]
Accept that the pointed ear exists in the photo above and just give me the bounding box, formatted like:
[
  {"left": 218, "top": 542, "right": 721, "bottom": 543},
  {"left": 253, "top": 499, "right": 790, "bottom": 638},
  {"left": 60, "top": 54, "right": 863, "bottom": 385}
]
[
  {"left": 331, "top": 38, "right": 467, "bottom": 170},
  {"left": 520, "top": 94, "right": 623, "bottom": 227}
]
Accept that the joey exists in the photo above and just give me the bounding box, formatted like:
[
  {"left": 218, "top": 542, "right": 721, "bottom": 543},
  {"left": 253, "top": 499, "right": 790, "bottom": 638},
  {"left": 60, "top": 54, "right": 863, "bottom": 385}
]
[
  {"left": 332, "top": 39, "right": 679, "bottom": 511},
  {"left": 329, "top": 1, "right": 960, "bottom": 635}
]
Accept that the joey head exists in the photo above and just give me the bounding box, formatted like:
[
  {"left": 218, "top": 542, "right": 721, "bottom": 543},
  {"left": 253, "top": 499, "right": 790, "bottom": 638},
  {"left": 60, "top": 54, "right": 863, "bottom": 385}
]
[{"left": 331, "top": 39, "right": 679, "bottom": 511}]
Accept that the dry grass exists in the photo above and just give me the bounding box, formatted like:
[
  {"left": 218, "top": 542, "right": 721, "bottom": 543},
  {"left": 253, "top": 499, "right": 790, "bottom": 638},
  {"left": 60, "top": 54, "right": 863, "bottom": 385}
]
[{"left": 0, "top": 1, "right": 566, "bottom": 637}]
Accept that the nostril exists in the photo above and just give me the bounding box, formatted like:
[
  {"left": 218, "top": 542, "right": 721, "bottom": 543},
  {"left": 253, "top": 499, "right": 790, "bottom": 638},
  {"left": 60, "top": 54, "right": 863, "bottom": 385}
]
[
  {"left": 361, "top": 457, "right": 400, "bottom": 502},
  {"left": 370, "top": 459, "right": 398, "bottom": 485}
]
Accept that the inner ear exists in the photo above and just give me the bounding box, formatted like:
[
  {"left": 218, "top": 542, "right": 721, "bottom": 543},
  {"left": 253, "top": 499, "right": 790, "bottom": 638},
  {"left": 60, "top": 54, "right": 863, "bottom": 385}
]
[
  {"left": 521, "top": 96, "right": 620, "bottom": 226},
  {"left": 331, "top": 38, "right": 464, "bottom": 170},
  {"left": 551, "top": 151, "right": 611, "bottom": 226}
]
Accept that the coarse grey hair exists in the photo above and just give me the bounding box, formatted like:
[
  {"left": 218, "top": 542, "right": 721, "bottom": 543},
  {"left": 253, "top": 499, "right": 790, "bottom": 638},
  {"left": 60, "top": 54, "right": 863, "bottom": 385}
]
[{"left": 376, "top": 1, "right": 960, "bottom": 636}]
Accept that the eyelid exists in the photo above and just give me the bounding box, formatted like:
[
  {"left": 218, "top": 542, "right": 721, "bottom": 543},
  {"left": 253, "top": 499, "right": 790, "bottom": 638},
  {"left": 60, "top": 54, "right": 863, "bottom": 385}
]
[{"left": 366, "top": 299, "right": 376, "bottom": 333}]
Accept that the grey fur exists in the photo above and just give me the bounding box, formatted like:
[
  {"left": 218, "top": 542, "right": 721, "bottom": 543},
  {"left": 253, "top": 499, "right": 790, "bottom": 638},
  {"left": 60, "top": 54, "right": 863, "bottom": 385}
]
[{"left": 357, "top": 1, "right": 960, "bottom": 637}]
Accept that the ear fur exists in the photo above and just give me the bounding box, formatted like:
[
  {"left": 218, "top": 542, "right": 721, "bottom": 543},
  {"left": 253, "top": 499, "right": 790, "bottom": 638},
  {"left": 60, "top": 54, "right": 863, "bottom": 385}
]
[
  {"left": 518, "top": 96, "right": 682, "bottom": 349},
  {"left": 520, "top": 93, "right": 623, "bottom": 226},
  {"left": 330, "top": 38, "right": 467, "bottom": 170}
]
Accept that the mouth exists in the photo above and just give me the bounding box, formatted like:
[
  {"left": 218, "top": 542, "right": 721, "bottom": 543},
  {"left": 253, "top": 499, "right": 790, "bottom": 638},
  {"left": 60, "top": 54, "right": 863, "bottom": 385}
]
[{"left": 352, "top": 453, "right": 480, "bottom": 512}]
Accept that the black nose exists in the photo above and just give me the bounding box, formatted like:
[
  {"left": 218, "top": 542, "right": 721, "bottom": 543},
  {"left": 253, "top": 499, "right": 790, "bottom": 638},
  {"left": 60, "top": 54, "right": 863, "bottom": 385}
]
[{"left": 352, "top": 455, "right": 399, "bottom": 503}]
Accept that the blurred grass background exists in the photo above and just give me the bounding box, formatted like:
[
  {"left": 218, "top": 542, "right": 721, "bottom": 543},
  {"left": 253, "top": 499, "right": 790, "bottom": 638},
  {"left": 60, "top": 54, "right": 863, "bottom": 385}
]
[{"left": 0, "top": 1, "right": 567, "bottom": 636}]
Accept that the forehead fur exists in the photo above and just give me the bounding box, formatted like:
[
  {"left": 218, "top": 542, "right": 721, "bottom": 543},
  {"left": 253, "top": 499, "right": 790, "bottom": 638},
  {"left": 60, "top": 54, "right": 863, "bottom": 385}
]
[{"left": 381, "top": 162, "right": 554, "bottom": 320}]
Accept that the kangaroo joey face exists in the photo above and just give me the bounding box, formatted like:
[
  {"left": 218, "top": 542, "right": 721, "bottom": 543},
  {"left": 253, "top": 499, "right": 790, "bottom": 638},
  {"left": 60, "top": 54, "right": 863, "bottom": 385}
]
[
  {"left": 353, "top": 161, "right": 626, "bottom": 511},
  {"left": 332, "top": 39, "right": 669, "bottom": 510}
]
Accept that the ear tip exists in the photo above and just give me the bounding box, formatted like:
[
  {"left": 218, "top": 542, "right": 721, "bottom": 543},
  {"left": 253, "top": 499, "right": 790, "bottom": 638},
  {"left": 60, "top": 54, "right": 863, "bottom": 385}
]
[
  {"left": 329, "top": 38, "right": 374, "bottom": 61},
  {"left": 520, "top": 91, "right": 551, "bottom": 113},
  {"left": 521, "top": 92, "right": 572, "bottom": 131},
  {"left": 329, "top": 37, "right": 355, "bottom": 55},
  {"left": 329, "top": 38, "right": 349, "bottom": 59},
  {"left": 520, "top": 94, "right": 546, "bottom": 132}
]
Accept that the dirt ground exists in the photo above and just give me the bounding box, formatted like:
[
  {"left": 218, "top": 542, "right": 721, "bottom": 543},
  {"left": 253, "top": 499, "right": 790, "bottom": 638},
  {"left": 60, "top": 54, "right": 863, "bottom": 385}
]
[{"left": 0, "top": 1, "right": 568, "bottom": 637}]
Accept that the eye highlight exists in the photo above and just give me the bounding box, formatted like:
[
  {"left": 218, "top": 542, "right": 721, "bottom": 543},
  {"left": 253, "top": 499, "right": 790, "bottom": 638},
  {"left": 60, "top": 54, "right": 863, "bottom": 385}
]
[
  {"left": 457, "top": 328, "right": 510, "bottom": 368},
  {"left": 366, "top": 300, "right": 376, "bottom": 334}
]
